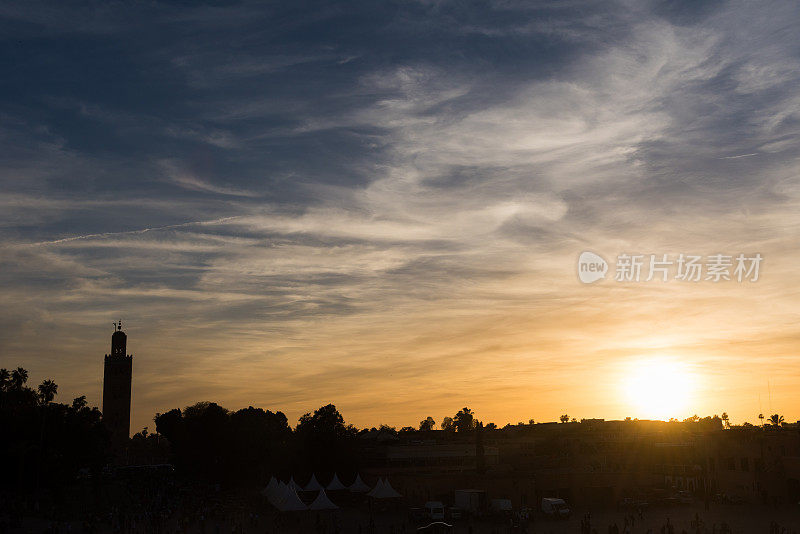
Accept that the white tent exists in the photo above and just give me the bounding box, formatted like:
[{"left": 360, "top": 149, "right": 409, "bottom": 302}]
[
  {"left": 308, "top": 489, "right": 338, "bottom": 510},
  {"left": 348, "top": 473, "right": 371, "bottom": 493},
  {"left": 287, "top": 476, "right": 300, "bottom": 492},
  {"left": 326, "top": 473, "right": 347, "bottom": 491},
  {"left": 304, "top": 473, "right": 323, "bottom": 491},
  {"left": 272, "top": 486, "right": 308, "bottom": 512},
  {"left": 261, "top": 476, "right": 279, "bottom": 497},
  {"left": 367, "top": 478, "right": 385, "bottom": 498},
  {"left": 279, "top": 489, "right": 308, "bottom": 512},
  {"left": 369, "top": 477, "right": 402, "bottom": 499}
]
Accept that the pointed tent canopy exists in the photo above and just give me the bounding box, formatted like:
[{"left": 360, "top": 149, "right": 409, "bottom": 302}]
[
  {"left": 367, "top": 478, "right": 385, "bottom": 498},
  {"left": 380, "top": 478, "right": 402, "bottom": 498},
  {"left": 280, "top": 490, "right": 308, "bottom": 512},
  {"left": 287, "top": 476, "right": 300, "bottom": 492},
  {"left": 369, "top": 478, "right": 402, "bottom": 499},
  {"left": 304, "top": 473, "right": 323, "bottom": 492},
  {"left": 309, "top": 488, "right": 339, "bottom": 510},
  {"left": 348, "top": 473, "right": 371, "bottom": 493},
  {"left": 262, "top": 476, "right": 279, "bottom": 497},
  {"left": 326, "top": 473, "right": 347, "bottom": 491},
  {"left": 274, "top": 487, "right": 308, "bottom": 512}
]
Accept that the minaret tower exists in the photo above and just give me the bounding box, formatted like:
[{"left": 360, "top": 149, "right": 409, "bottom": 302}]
[{"left": 102, "top": 321, "right": 132, "bottom": 452}]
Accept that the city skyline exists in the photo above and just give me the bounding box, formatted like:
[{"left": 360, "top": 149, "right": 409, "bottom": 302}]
[{"left": 2, "top": 1, "right": 800, "bottom": 435}]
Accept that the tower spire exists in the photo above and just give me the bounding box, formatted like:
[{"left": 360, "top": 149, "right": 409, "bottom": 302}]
[{"left": 103, "top": 321, "right": 133, "bottom": 458}]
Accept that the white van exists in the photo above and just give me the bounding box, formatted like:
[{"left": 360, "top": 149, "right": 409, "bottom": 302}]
[
  {"left": 541, "top": 497, "right": 570, "bottom": 518},
  {"left": 424, "top": 501, "right": 445, "bottom": 520}
]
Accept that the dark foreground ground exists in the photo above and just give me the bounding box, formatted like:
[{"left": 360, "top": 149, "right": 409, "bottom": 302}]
[{"left": 6, "top": 502, "right": 800, "bottom": 534}]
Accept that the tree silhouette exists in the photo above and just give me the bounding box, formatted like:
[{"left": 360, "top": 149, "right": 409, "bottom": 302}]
[
  {"left": 72, "top": 395, "right": 88, "bottom": 410},
  {"left": 10, "top": 367, "right": 28, "bottom": 390},
  {"left": 560, "top": 414, "right": 569, "bottom": 423},
  {"left": 419, "top": 416, "right": 436, "bottom": 431},
  {"left": 1, "top": 366, "right": 109, "bottom": 491},
  {"left": 155, "top": 402, "right": 230, "bottom": 481},
  {"left": 230, "top": 406, "right": 291, "bottom": 482},
  {"left": 769, "top": 414, "right": 784, "bottom": 427},
  {"left": 157, "top": 401, "right": 294, "bottom": 483},
  {"left": 441, "top": 416, "right": 454, "bottom": 431},
  {"left": 758, "top": 413, "right": 765, "bottom": 426},
  {"left": 295, "top": 403, "right": 358, "bottom": 474},
  {"left": 296, "top": 403, "right": 352, "bottom": 441},
  {"left": 38, "top": 379, "right": 58, "bottom": 404},
  {"left": 721, "top": 412, "right": 730, "bottom": 429},
  {"left": 454, "top": 407, "right": 475, "bottom": 432}
]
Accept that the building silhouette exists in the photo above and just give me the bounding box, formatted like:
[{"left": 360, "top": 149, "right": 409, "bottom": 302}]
[{"left": 102, "top": 321, "right": 132, "bottom": 452}]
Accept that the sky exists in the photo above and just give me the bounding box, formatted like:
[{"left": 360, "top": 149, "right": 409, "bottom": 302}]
[{"left": 1, "top": 0, "right": 799, "bottom": 434}]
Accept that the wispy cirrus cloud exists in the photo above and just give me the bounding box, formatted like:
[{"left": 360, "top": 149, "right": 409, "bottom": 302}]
[{"left": 1, "top": 0, "right": 800, "bottom": 431}]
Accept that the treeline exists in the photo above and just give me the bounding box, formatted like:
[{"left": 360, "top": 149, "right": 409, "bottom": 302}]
[
  {"left": 3, "top": 366, "right": 790, "bottom": 492},
  {"left": 150, "top": 404, "right": 495, "bottom": 485},
  {"left": 154, "top": 402, "right": 360, "bottom": 485},
  {"left": 0, "top": 367, "right": 109, "bottom": 491}
]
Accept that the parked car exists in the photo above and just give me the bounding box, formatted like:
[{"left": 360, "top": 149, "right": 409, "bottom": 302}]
[
  {"left": 541, "top": 497, "right": 570, "bottom": 518},
  {"left": 424, "top": 501, "right": 445, "bottom": 521}
]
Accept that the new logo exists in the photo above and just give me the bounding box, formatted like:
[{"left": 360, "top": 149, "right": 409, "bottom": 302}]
[{"left": 577, "top": 251, "right": 608, "bottom": 284}]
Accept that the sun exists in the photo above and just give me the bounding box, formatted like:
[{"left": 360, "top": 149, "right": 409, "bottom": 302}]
[{"left": 624, "top": 359, "right": 694, "bottom": 420}]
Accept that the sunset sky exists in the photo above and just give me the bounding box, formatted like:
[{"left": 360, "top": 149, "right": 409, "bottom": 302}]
[{"left": 1, "top": 1, "right": 799, "bottom": 434}]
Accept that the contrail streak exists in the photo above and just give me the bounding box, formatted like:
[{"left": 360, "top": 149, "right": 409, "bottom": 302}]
[
  {"left": 719, "top": 153, "right": 758, "bottom": 159},
  {"left": 24, "top": 216, "right": 241, "bottom": 246}
]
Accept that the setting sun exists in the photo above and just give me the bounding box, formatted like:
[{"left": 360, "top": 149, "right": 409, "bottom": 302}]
[{"left": 624, "top": 359, "right": 694, "bottom": 420}]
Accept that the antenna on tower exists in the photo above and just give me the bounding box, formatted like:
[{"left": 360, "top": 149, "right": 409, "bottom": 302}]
[
  {"left": 118, "top": 320, "right": 122, "bottom": 331},
  {"left": 113, "top": 321, "right": 117, "bottom": 331}
]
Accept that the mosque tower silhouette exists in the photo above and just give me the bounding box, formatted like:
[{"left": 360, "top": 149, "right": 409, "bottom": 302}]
[{"left": 102, "top": 321, "right": 132, "bottom": 454}]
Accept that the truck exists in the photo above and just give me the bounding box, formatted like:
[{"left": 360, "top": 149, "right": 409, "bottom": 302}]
[{"left": 541, "top": 497, "right": 571, "bottom": 518}]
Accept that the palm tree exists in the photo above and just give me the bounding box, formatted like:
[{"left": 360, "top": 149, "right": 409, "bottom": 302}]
[
  {"left": 721, "top": 412, "right": 730, "bottom": 429},
  {"left": 38, "top": 379, "right": 58, "bottom": 404},
  {"left": 0, "top": 368, "right": 9, "bottom": 391},
  {"left": 769, "top": 414, "right": 784, "bottom": 427},
  {"left": 10, "top": 367, "right": 28, "bottom": 390},
  {"left": 758, "top": 413, "right": 765, "bottom": 426},
  {"left": 72, "top": 395, "right": 87, "bottom": 410}
]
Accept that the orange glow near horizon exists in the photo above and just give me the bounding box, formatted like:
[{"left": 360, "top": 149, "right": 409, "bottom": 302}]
[{"left": 623, "top": 358, "right": 695, "bottom": 421}]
